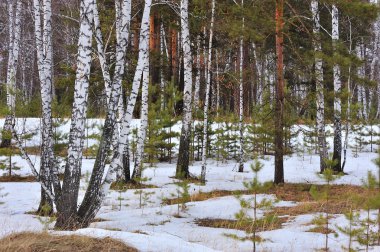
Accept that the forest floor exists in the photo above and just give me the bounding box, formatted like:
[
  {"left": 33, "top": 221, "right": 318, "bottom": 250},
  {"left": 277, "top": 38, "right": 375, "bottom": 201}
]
[{"left": 0, "top": 118, "right": 380, "bottom": 252}]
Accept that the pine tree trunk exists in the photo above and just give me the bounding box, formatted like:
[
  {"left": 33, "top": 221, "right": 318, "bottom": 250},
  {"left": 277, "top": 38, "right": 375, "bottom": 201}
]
[
  {"left": 332, "top": 4, "right": 342, "bottom": 173},
  {"left": 176, "top": 0, "right": 193, "bottom": 179},
  {"left": 274, "top": 0, "right": 284, "bottom": 184},
  {"left": 311, "top": 0, "right": 328, "bottom": 173}
]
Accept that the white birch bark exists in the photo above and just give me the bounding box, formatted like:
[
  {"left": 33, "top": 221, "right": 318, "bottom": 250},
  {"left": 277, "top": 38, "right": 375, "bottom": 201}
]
[
  {"left": 311, "top": 0, "right": 327, "bottom": 172},
  {"left": 79, "top": 0, "right": 151, "bottom": 224},
  {"left": 201, "top": 0, "right": 215, "bottom": 182},
  {"left": 76, "top": 0, "right": 133, "bottom": 225},
  {"left": 193, "top": 36, "right": 201, "bottom": 110},
  {"left": 1, "top": 0, "right": 22, "bottom": 147},
  {"left": 59, "top": 0, "right": 94, "bottom": 218},
  {"left": 93, "top": 4, "right": 111, "bottom": 102},
  {"left": 133, "top": 57, "right": 149, "bottom": 179},
  {"left": 176, "top": 0, "right": 194, "bottom": 178},
  {"left": 332, "top": 4, "right": 342, "bottom": 171},
  {"left": 356, "top": 42, "right": 368, "bottom": 120},
  {"left": 33, "top": 0, "right": 61, "bottom": 206},
  {"left": 160, "top": 23, "right": 166, "bottom": 111}
]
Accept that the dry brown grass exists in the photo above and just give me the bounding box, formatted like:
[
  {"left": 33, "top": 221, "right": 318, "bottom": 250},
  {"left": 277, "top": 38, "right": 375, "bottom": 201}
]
[
  {"left": 0, "top": 232, "right": 137, "bottom": 252},
  {"left": 306, "top": 226, "right": 336, "bottom": 234},
  {"left": 271, "top": 184, "right": 376, "bottom": 216},
  {"left": 162, "top": 190, "right": 250, "bottom": 205},
  {"left": 195, "top": 216, "right": 289, "bottom": 233},
  {"left": 164, "top": 183, "right": 375, "bottom": 216},
  {"left": 0, "top": 175, "right": 36, "bottom": 182},
  {"left": 110, "top": 180, "right": 158, "bottom": 191}
]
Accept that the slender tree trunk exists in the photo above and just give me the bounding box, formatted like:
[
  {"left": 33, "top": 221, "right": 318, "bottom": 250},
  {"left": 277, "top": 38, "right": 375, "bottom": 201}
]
[
  {"left": 332, "top": 4, "right": 342, "bottom": 173},
  {"left": 193, "top": 36, "right": 201, "bottom": 111},
  {"left": 200, "top": 0, "right": 215, "bottom": 182},
  {"left": 342, "top": 21, "right": 353, "bottom": 173},
  {"left": 160, "top": 23, "right": 166, "bottom": 111},
  {"left": 274, "top": 0, "right": 285, "bottom": 184},
  {"left": 238, "top": 0, "right": 244, "bottom": 173},
  {"left": 1, "top": 0, "right": 22, "bottom": 148},
  {"left": 33, "top": 0, "right": 59, "bottom": 214},
  {"left": 176, "top": 0, "right": 193, "bottom": 179},
  {"left": 133, "top": 57, "right": 149, "bottom": 179},
  {"left": 311, "top": 0, "right": 327, "bottom": 173}
]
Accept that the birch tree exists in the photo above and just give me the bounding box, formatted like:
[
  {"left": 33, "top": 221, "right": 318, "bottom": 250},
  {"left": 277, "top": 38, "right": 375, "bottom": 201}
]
[
  {"left": 331, "top": 4, "right": 342, "bottom": 173},
  {"left": 201, "top": 0, "right": 215, "bottom": 182},
  {"left": 77, "top": 0, "right": 151, "bottom": 226},
  {"left": 311, "top": 0, "right": 328, "bottom": 172},
  {"left": 55, "top": 0, "right": 95, "bottom": 229},
  {"left": 132, "top": 58, "right": 149, "bottom": 179},
  {"left": 33, "top": 0, "right": 57, "bottom": 214},
  {"left": 193, "top": 36, "right": 201, "bottom": 111},
  {"left": 176, "top": 0, "right": 193, "bottom": 179},
  {"left": 1, "top": 0, "right": 22, "bottom": 148}
]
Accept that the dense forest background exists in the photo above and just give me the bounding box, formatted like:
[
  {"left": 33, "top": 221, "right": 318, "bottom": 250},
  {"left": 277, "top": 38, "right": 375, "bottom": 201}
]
[{"left": 1, "top": 0, "right": 379, "bottom": 122}]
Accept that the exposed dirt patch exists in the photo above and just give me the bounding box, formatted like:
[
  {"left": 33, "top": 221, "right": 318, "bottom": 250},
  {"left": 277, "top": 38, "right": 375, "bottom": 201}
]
[{"left": 0, "top": 232, "right": 137, "bottom": 252}]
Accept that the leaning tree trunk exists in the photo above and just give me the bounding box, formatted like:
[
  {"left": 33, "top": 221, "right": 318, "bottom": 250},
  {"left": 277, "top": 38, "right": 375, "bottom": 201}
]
[
  {"left": 76, "top": 0, "right": 150, "bottom": 227},
  {"left": 332, "top": 4, "right": 342, "bottom": 173},
  {"left": 1, "top": 0, "right": 22, "bottom": 148},
  {"left": 274, "top": 0, "right": 285, "bottom": 184},
  {"left": 176, "top": 0, "right": 193, "bottom": 179},
  {"left": 55, "top": 0, "right": 94, "bottom": 230},
  {"left": 311, "top": 0, "right": 328, "bottom": 173}
]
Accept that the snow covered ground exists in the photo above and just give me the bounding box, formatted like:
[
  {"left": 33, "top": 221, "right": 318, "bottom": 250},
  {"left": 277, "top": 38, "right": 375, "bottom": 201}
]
[{"left": 0, "top": 118, "right": 380, "bottom": 251}]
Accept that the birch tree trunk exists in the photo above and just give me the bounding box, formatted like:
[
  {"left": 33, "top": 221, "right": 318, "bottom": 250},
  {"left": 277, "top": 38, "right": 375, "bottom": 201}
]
[
  {"left": 356, "top": 42, "right": 367, "bottom": 120},
  {"left": 332, "top": 4, "right": 342, "bottom": 172},
  {"left": 33, "top": 0, "right": 60, "bottom": 214},
  {"left": 201, "top": 0, "right": 215, "bottom": 182},
  {"left": 274, "top": 0, "right": 285, "bottom": 184},
  {"left": 55, "top": 0, "right": 94, "bottom": 229},
  {"left": 77, "top": 0, "right": 150, "bottom": 226},
  {"left": 176, "top": 0, "right": 194, "bottom": 179},
  {"left": 193, "top": 36, "right": 201, "bottom": 111},
  {"left": 311, "top": 0, "right": 327, "bottom": 173},
  {"left": 160, "top": 23, "right": 166, "bottom": 111},
  {"left": 133, "top": 58, "right": 149, "bottom": 179},
  {"left": 1, "top": 0, "right": 22, "bottom": 148}
]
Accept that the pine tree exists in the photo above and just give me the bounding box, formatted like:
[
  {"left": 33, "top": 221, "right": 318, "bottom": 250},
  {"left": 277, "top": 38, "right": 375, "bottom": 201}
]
[
  {"left": 309, "top": 158, "right": 341, "bottom": 252},
  {"left": 234, "top": 159, "right": 273, "bottom": 252}
]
